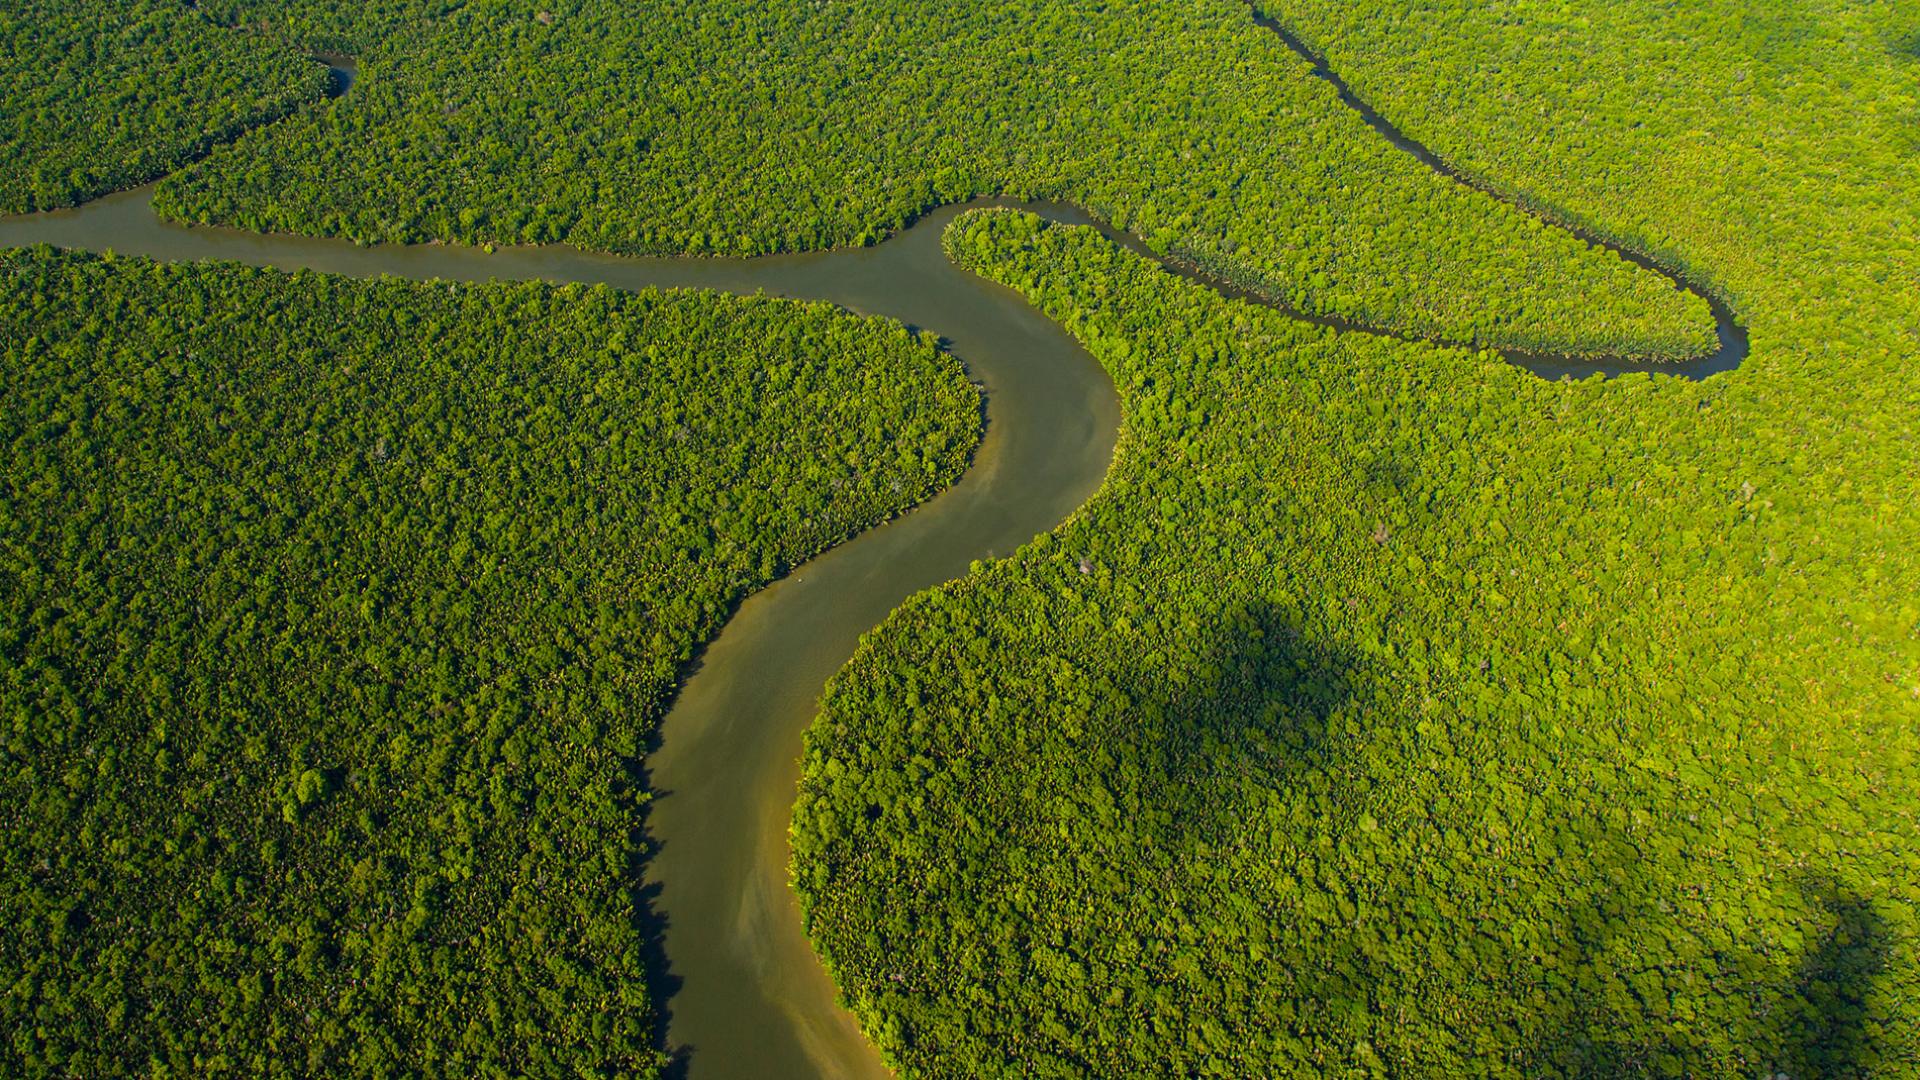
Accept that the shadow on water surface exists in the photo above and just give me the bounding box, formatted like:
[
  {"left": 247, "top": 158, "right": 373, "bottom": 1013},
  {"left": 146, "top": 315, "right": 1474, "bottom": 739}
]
[
  {"left": 1241, "top": 1, "right": 1748, "bottom": 379},
  {"left": 623, "top": 765, "right": 689, "bottom": 1078},
  {"left": 315, "top": 54, "right": 357, "bottom": 98},
  {"left": 0, "top": 6, "right": 1781, "bottom": 1075}
]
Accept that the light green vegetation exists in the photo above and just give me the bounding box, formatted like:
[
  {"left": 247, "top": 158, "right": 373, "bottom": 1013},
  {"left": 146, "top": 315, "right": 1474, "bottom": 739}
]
[
  {"left": 1269, "top": 0, "right": 1920, "bottom": 343},
  {"left": 0, "top": 0, "right": 329, "bottom": 212},
  {"left": 791, "top": 0, "right": 1920, "bottom": 1063},
  {"left": 795, "top": 203, "right": 1917, "bottom": 1074},
  {"left": 141, "top": 0, "right": 1710, "bottom": 358},
  {"left": 0, "top": 247, "right": 977, "bottom": 1077}
]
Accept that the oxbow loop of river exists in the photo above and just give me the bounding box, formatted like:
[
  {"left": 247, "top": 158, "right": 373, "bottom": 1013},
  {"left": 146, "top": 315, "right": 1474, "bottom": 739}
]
[{"left": 0, "top": 19, "right": 1747, "bottom": 1080}]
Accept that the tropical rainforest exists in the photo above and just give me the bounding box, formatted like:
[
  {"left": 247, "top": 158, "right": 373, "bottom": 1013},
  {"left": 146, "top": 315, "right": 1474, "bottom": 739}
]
[
  {"left": 791, "top": 0, "right": 1920, "bottom": 1073},
  {"left": 0, "top": 247, "right": 976, "bottom": 1075},
  {"left": 2, "top": 0, "right": 1917, "bottom": 1076},
  {"left": 796, "top": 207, "right": 1918, "bottom": 1076}
]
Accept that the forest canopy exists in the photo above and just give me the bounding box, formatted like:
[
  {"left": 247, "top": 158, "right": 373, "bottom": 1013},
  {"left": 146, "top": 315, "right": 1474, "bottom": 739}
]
[
  {"left": 1, "top": 0, "right": 1916, "bottom": 1075},
  {"left": 0, "top": 0, "right": 328, "bottom": 212},
  {"left": 791, "top": 0, "right": 1920, "bottom": 1066},
  {"left": 0, "top": 247, "right": 977, "bottom": 1077},
  {"left": 795, "top": 194, "right": 1918, "bottom": 1074}
]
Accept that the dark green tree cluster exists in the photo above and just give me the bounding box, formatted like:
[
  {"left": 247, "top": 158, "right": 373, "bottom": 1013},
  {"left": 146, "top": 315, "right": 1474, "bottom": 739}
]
[
  {"left": 793, "top": 196, "right": 1917, "bottom": 1073},
  {"left": 0, "top": 0, "right": 328, "bottom": 213},
  {"left": 133, "top": 0, "right": 1709, "bottom": 359},
  {"left": 0, "top": 247, "right": 978, "bottom": 1077}
]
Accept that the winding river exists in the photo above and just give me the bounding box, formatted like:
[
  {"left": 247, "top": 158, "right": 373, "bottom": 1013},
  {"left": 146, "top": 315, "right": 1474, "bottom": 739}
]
[{"left": 0, "top": 20, "right": 1745, "bottom": 1080}]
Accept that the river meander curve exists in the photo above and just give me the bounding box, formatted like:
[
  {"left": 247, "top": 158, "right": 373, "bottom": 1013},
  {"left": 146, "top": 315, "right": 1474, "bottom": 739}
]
[{"left": 0, "top": 17, "right": 1747, "bottom": 1079}]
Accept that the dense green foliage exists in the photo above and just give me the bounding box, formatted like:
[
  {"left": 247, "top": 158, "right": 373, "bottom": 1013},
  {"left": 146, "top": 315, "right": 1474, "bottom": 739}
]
[
  {"left": 143, "top": 0, "right": 1709, "bottom": 359},
  {"left": 0, "top": 247, "right": 977, "bottom": 1077},
  {"left": 0, "top": 0, "right": 327, "bottom": 213},
  {"left": 8, "top": 0, "right": 1917, "bottom": 1075},
  {"left": 793, "top": 89, "right": 1919, "bottom": 1075}
]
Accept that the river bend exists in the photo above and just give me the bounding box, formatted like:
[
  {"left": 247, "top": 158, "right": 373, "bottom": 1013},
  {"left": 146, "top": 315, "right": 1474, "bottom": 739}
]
[{"left": 0, "top": 17, "right": 1747, "bottom": 1080}]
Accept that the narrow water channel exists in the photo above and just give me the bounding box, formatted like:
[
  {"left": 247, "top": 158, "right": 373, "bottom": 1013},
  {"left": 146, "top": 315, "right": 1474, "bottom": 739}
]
[{"left": 0, "top": 18, "right": 1748, "bottom": 1079}]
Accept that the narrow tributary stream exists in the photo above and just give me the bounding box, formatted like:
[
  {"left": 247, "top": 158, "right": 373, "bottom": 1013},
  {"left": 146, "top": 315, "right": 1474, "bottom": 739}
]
[{"left": 0, "top": 22, "right": 1745, "bottom": 1080}]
